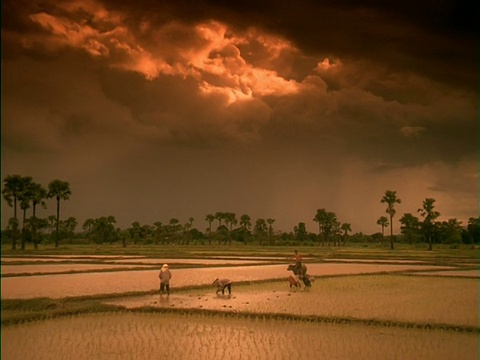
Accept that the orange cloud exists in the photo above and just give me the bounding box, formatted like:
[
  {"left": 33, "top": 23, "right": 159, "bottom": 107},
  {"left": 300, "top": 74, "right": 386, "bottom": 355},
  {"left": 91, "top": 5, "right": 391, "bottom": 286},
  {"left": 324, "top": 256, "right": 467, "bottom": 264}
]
[{"left": 26, "top": 0, "right": 302, "bottom": 106}]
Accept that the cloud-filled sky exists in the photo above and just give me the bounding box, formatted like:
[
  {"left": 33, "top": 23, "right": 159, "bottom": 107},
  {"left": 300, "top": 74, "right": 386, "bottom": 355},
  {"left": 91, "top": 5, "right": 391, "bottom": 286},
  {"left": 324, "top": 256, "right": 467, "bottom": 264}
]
[{"left": 2, "top": 0, "right": 477, "bottom": 235}]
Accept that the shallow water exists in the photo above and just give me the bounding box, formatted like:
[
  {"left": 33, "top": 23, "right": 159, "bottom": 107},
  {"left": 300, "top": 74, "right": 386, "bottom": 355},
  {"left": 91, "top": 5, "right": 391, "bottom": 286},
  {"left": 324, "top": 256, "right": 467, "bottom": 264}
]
[
  {"left": 2, "top": 313, "right": 478, "bottom": 360},
  {"left": 106, "top": 275, "right": 479, "bottom": 328},
  {"left": 1, "top": 263, "right": 453, "bottom": 299},
  {"left": 413, "top": 269, "right": 479, "bottom": 278},
  {"left": 1, "top": 263, "right": 154, "bottom": 275}
]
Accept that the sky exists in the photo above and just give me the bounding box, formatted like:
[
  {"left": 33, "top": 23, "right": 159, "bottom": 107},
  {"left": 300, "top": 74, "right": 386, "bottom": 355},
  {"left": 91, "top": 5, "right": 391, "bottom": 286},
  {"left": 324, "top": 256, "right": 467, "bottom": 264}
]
[{"left": 1, "top": 0, "right": 478, "bottom": 235}]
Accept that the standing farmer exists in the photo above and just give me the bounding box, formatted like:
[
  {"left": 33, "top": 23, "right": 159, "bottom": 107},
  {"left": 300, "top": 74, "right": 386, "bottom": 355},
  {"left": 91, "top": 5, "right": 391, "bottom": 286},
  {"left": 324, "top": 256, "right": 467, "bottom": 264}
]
[
  {"left": 158, "top": 264, "right": 172, "bottom": 297},
  {"left": 213, "top": 278, "right": 232, "bottom": 296}
]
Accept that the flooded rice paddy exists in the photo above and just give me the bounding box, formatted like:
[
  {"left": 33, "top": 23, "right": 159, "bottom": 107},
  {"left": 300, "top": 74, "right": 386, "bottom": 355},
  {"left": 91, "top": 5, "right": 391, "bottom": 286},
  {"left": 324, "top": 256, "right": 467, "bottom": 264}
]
[
  {"left": 1, "top": 263, "right": 153, "bottom": 275},
  {"left": 106, "top": 275, "right": 479, "bottom": 328},
  {"left": 1, "top": 255, "right": 478, "bottom": 359},
  {"left": 1, "top": 262, "right": 455, "bottom": 299},
  {"left": 2, "top": 312, "right": 477, "bottom": 360}
]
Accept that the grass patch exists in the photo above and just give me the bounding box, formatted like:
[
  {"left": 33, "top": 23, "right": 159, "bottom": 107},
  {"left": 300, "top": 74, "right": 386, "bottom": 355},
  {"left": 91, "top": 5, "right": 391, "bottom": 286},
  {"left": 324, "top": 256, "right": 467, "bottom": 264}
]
[
  {"left": 2, "top": 243, "right": 478, "bottom": 262},
  {"left": 1, "top": 297, "right": 125, "bottom": 326}
]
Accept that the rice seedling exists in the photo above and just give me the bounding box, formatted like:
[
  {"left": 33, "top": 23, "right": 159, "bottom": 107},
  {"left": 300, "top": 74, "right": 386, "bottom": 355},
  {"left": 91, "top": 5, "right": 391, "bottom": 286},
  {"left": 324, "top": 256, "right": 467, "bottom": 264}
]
[{"left": 1, "top": 312, "right": 478, "bottom": 360}]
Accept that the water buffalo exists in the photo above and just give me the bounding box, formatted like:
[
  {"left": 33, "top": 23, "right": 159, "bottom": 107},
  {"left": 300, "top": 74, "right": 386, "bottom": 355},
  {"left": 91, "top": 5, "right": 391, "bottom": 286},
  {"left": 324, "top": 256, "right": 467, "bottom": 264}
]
[{"left": 287, "top": 263, "right": 312, "bottom": 287}]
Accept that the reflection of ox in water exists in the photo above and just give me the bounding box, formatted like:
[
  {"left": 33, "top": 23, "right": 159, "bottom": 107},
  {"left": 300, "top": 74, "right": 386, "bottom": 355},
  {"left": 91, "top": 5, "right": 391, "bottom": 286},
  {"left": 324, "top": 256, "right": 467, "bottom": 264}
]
[{"left": 287, "top": 263, "right": 313, "bottom": 288}]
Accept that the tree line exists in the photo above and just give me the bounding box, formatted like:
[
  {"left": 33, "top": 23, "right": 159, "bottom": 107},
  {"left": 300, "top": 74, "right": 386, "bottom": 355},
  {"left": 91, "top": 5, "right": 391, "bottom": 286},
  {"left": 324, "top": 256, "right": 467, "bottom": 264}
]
[
  {"left": 2, "top": 175, "right": 479, "bottom": 249},
  {"left": 2, "top": 175, "right": 71, "bottom": 250}
]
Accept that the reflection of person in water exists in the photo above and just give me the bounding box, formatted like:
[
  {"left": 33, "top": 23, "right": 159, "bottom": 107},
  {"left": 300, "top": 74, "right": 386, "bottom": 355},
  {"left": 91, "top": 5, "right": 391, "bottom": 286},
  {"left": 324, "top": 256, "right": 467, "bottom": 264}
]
[
  {"left": 158, "top": 264, "right": 172, "bottom": 297},
  {"left": 213, "top": 278, "right": 232, "bottom": 295}
]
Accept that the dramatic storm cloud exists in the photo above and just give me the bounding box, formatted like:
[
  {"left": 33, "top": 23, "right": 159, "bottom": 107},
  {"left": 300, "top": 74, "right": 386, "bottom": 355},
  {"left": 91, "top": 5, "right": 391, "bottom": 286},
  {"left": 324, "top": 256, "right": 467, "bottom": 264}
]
[{"left": 1, "top": 0, "right": 477, "bottom": 234}]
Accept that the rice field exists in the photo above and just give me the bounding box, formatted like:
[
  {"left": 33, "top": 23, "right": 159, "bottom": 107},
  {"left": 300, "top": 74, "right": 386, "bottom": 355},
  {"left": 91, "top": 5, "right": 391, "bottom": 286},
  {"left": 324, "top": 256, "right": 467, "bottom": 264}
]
[
  {"left": 107, "top": 275, "right": 479, "bottom": 329},
  {"left": 1, "top": 262, "right": 455, "bottom": 299},
  {"left": 1, "top": 253, "right": 479, "bottom": 360},
  {"left": 2, "top": 312, "right": 477, "bottom": 360}
]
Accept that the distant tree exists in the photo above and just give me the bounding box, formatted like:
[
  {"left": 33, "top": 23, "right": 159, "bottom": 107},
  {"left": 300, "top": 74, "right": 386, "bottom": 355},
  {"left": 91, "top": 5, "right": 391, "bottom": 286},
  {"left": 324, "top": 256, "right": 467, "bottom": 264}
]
[
  {"left": 2, "top": 175, "right": 29, "bottom": 249},
  {"left": 182, "top": 218, "right": 195, "bottom": 245},
  {"left": 381, "top": 190, "right": 401, "bottom": 250},
  {"left": 18, "top": 177, "right": 34, "bottom": 250},
  {"left": 215, "top": 212, "right": 225, "bottom": 229},
  {"left": 340, "top": 223, "right": 351, "bottom": 246},
  {"left": 216, "top": 225, "right": 229, "bottom": 245},
  {"left": 399, "top": 213, "right": 421, "bottom": 244},
  {"left": 169, "top": 218, "right": 180, "bottom": 244},
  {"left": 437, "top": 219, "right": 463, "bottom": 244},
  {"left": 238, "top": 214, "right": 252, "bottom": 245},
  {"left": 254, "top": 218, "right": 268, "bottom": 244},
  {"left": 153, "top": 221, "right": 164, "bottom": 244},
  {"left": 293, "top": 222, "right": 308, "bottom": 242},
  {"left": 27, "top": 216, "right": 49, "bottom": 249},
  {"left": 91, "top": 216, "right": 117, "bottom": 244},
  {"left": 224, "top": 212, "right": 237, "bottom": 232},
  {"left": 47, "top": 215, "right": 57, "bottom": 241},
  {"left": 82, "top": 218, "right": 95, "bottom": 242},
  {"left": 418, "top": 198, "right": 440, "bottom": 250},
  {"left": 313, "top": 209, "right": 340, "bottom": 246},
  {"left": 313, "top": 208, "right": 328, "bottom": 246},
  {"left": 467, "top": 217, "right": 480, "bottom": 244},
  {"left": 61, "top": 216, "right": 78, "bottom": 244},
  {"left": 240, "top": 214, "right": 251, "bottom": 231},
  {"left": 376, "top": 216, "right": 389, "bottom": 240},
  {"left": 30, "top": 182, "right": 48, "bottom": 248},
  {"left": 205, "top": 214, "right": 215, "bottom": 244},
  {"left": 266, "top": 218, "right": 275, "bottom": 244},
  {"left": 47, "top": 179, "right": 72, "bottom": 248}
]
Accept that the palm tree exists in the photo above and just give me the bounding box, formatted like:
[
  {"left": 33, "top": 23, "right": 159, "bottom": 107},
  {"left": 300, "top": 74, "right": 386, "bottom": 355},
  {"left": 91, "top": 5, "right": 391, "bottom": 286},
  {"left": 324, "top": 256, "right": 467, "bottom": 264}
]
[
  {"left": 314, "top": 209, "right": 339, "bottom": 246},
  {"left": 313, "top": 208, "right": 327, "bottom": 246},
  {"left": 240, "top": 214, "right": 251, "bottom": 230},
  {"left": 254, "top": 218, "right": 267, "bottom": 245},
  {"left": 399, "top": 213, "right": 421, "bottom": 244},
  {"left": 380, "top": 190, "right": 401, "bottom": 250},
  {"left": 224, "top": 212, "right": 237, "bottom": 231},
  {"left": 340, "top": 223, "right": 351, "bottom": 246},
  {"left": 169, "top": 218, "right": 180, "bottom": 244},
  {"left": 418, "top": 198, "right": 440, "bottom": 250},
  {"left": 82, "top": 218, "right": 95, "bottom": 243},
  {"left": 47, "top": 179, "right": 72, "bottom": 248},
  {"left": 182, "top": 218, "right": 195, "bottom": 245},
  {"left": 205, "top": 214, "right": 215, "bottom": 244},
  {"left": 153, "top": 221, "right": 163, "bottom": 244},
  {"left": 266, "top": 218, "right": 275, "bottom": 244},
  {"left": 30, "top": 182, "right": 47, "bottom": 249},
  {"left": 215, "top": 212, "right": 225, "bottom": 229},
  {"left": 18, "top": 177, "right": 35, "bottom": 250},
  {"left": 2, "top": 175, "right": 27, "bottom": 249},
  {"left": 376, "top": 216, "right": 389, "bottom": 245},
  {"left": 467, "top": 217, "right": 480, "bottom": 244}
]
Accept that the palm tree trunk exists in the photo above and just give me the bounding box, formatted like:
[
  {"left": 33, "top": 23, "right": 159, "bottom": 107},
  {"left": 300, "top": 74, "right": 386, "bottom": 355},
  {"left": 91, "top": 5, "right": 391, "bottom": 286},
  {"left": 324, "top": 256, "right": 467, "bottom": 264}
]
[
  {"left": 33, "top": 205, "right": 38, "bottom": 250},
  {"left": 21, "top": 209, "right": 26, "bottom": 250},
  {"left": 55, "top": 198, "right": 60, "bottom": 248},
  {"left": 12, "top": 197, "right": 18, "bottom": 250},
  {"left": 389, "top": 215, "right": 394, "bottom": 250}
]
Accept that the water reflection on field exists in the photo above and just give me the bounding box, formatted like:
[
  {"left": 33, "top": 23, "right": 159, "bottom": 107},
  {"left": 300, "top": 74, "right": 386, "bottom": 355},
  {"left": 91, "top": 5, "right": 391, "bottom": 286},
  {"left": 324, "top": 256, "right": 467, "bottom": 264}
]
[
  {"left": 1, "top": 262, "right": 453, "bottom": 299},
  {"left": 108, "top": 275, "right": 478, "bottom": 328},
  {"left": 1, "top": 257, "right": 275, "bottom": 266},
  {"left": 1, "top": 264, "right": 154, "bottom": 275}
]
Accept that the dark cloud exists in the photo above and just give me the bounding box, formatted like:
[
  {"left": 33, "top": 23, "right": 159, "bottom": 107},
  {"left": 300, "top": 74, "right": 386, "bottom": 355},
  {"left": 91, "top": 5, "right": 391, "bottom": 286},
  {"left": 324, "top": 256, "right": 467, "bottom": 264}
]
[{"left": 1, "top": 0, "right": 477, "bottom": 234}]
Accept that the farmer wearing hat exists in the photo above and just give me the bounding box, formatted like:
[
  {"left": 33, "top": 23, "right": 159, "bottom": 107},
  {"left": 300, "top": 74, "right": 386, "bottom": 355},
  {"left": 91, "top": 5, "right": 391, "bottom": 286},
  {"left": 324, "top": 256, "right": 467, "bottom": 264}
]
[{"left": 158, "top": 264, "right": 172, "bottom": 297}]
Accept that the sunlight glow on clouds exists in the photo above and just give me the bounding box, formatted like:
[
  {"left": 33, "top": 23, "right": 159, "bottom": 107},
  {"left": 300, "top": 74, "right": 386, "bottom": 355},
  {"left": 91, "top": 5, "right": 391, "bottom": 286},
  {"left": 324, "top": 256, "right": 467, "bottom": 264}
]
[{"left": 28, "top": 0, "right": 301, "bottom": 103}]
